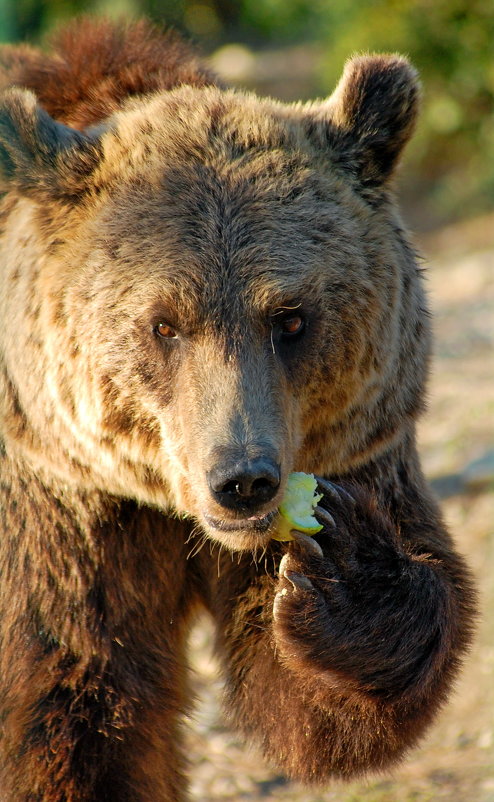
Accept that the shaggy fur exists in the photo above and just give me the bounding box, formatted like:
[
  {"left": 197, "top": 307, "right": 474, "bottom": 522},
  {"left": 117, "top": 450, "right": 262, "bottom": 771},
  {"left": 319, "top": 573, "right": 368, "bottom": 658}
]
[{"left": 0, "top": 19, "right": 476, "bottom": 802}]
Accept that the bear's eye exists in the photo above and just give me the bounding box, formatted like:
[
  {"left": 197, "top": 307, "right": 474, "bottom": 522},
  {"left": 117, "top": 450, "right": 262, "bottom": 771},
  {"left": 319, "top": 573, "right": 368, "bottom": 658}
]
[
  {"left": 280, "top": 315, "right": 305, "bottom": 337},
  {"left": 155, "top": 322, "right": 177, "bottom": 339}
]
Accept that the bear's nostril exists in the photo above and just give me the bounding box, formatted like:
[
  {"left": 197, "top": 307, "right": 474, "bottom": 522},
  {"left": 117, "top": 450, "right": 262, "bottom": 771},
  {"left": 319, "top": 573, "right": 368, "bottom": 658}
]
[
  {"left": 222, "top": 475, "right": 276, "bottom": 499},
  {"left": 208, "top": 458, "right": 281, "bottom": 511}
]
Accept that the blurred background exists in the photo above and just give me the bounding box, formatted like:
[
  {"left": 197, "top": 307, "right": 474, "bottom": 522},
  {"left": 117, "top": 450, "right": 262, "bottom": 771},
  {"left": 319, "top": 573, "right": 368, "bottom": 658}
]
[{"left": 1, "top": 2, "right": 492, "bottom": 800}]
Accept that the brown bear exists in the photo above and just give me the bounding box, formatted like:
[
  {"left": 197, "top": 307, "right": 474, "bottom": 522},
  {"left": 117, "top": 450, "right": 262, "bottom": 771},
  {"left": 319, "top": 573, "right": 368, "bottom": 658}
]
[{"left": 0, "top": 18, "right": 476, "bottom": 802}]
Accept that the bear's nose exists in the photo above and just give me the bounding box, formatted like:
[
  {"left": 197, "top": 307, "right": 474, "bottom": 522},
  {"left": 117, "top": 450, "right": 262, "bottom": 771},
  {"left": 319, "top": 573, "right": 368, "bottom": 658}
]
[{"left": 207, "top": 457, "right": 281, "bottom": 512}]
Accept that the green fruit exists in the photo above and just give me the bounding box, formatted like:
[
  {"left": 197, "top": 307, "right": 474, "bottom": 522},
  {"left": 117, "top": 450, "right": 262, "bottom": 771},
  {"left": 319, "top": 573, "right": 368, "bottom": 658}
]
[{"left": 273, "top": 472, "right": 323, "bottom": 542}]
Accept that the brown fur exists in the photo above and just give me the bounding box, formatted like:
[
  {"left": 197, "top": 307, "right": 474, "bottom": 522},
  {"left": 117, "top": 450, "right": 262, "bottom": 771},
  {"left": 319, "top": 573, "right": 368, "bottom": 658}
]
[
  {"left": 0, "top": 19, "right": 476, "bottom": 801},
  {"left": 0, "top": 17, "right": 216, "bottom": 129}
]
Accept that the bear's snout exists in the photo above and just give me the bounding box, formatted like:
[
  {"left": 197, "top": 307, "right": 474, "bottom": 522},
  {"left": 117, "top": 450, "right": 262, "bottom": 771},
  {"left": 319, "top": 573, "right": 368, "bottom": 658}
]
[{"left": 207, "top": 456, "right": 281, "bottom": 513}]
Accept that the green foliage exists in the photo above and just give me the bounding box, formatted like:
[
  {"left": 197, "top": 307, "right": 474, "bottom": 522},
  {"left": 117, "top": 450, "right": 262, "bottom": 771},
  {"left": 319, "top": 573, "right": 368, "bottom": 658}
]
[
  {"left": 1, "top": 0, "right": 492, "bottom": 228},
  {"left": 312, "top": 0, "right": 494, "bottom": 226}
]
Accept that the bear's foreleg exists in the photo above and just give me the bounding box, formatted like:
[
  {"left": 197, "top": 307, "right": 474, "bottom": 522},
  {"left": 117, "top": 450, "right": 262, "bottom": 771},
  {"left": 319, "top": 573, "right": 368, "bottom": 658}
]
[
  {"left": 209, "top": 479, "right": 475, "bottom": 784},
  {"left": 0, "top": 642, "right": 191, "bottom": 801},
  {"left": 0, "top": 470, "right": 192, "bottom": 801}
]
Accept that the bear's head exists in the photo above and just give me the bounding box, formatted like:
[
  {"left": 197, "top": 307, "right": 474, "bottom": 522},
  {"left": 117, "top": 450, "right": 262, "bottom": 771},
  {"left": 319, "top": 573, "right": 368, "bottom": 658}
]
[{"left": 0, "top": 55, "right": 428, "bottom": 550}]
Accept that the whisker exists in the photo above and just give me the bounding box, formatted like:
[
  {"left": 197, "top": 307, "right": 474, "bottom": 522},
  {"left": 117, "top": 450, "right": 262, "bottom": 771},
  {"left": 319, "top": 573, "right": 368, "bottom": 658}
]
[
  {"left": 185, "top": 523, "right": 203, "bottom": 546},
  {"left": 271, "top": 303, "right": 302, "bottom": 315},
  {"left": 187, "top": 533, "right": 208, "bottom": 560},
  {"left": 217, "top": 543, "right": 225, "bottom": 578},
  {"left": 270, "top": 324, "right": 276, "bottom": 355}
]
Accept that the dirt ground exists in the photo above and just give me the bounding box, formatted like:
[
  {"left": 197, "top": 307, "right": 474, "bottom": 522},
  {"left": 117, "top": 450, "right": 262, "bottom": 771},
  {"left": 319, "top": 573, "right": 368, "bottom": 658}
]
[{"left": 184, "top": 214, "right": 494, "bottom": 801}]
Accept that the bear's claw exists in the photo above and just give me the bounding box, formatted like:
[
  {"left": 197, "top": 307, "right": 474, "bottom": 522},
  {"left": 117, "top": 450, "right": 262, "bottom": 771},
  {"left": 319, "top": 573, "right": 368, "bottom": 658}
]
[
  {"left": 279, "top": 554, "right": 315, "bottom": 591},
  {"left": 290, "top": 530, "right": 323, "bottom": 557},
  {"left": 315, "top": 476, "right": 356, "bottom": 507},
  {"left": 283, "top": 570, "right": 314, "bottom": 592},
  {"left": 314, "top": 505, "right": 336, "bottom": 530}
]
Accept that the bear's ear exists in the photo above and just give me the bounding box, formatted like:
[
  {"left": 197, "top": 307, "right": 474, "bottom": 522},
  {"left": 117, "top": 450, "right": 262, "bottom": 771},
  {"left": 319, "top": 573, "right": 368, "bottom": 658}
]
[
  {"left": 309, "top": 55, "right": 420, "bottom": 188},
  {"left": 0, "top": 88, "right": 101, "bottom": 201}
]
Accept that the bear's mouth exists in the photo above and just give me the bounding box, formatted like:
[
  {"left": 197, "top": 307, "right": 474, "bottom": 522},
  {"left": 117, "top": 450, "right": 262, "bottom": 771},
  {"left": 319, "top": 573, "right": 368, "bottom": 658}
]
[{"left": 202, "top": 509, "right": 277, "bottom": 533}]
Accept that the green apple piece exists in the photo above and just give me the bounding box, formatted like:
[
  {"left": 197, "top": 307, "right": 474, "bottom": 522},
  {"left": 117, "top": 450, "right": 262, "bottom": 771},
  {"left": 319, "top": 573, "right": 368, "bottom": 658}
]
[{"left": 273, "top": 472, "right": 323, "bottom": 542}]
